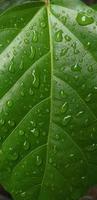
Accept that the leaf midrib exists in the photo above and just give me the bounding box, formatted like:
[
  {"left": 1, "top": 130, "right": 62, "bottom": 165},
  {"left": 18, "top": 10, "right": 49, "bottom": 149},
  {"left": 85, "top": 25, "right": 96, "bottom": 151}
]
[{"left": 37, "top": 1, "right": 53, "bottom": 197}]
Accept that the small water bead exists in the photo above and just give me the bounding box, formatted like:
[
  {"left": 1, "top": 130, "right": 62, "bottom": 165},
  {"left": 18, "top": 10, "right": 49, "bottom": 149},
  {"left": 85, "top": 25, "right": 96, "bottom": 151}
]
[
  {"left": 30, "top": 121, "right": 36, "bottom": 127},
  {"left": 61, "top": 16, "right": 67, "bottom": 24},
  {"left": 33, "top": 129, "right": 39, "bottom": 137},
  {"left": 72, "top": 41, "right": 77, "bottom": 49},
  {"left": 65, "top": 163, "right": 70, "bottom": 169},
  {"left": 94, "top": 86, "right": 97, "bottom": 90},
  {"left": 88, "top": 65, "right": 93, "bottom": 72},
  {"left": 6, "top": 100, "right": 13, "bottom": 108},
  {"left": 86, "top": 41, "right": 91, "bottom": 48},
  {"left": 36, "top": 155, "right": 42, "bottom": 166},
  {"left": 9, "top": 150, "right": 19, "bottom": 161},
  {"left": 23, "top": 141, "right": 30, "bottom": 151},
  {"left": 70, "top": 153, "right": 74, "bottom": 157},
  {"left": 32, "top": 69, "right": 39, "bottom": 88},
  {"left": 76, "top": 111, "right": 84, "bottom": 117},
  {"left": 20, "top": 192, "right": 26, "bottom": 198},
  {"left": 0, "top": 43, "right": 3, "bottom": 47},
  {"left": 84, "top": 118, "right": 89, "bottom": 126},
  {"left": 74, "top": 75, "right": 79, "bottom": 80},
  {"left": 8, "top": 63, "right": 14, "bottom": 73},
  {"left": 40, "top": 21, "right": 46, "bottom": 28},
  {"left": 55, "top": 134, "right": 60, "bottom": 140},
  {"left": 71, "top": 63, "right": 82, "bottom": 72},
  {"left": 81, "top": 176, "right": 85, "bottom": 180},
  {"left": 76, "top": 12, "right": 94, "bottom": 26},
  {"left": 13, "top": 49, "right": 17, "bottom": 56},
  {"left": 55, "top": 30, "right": 63, "bottom": 42},
  {"left": 12, "top": 152, "right": 19, "bottom": 161},
  {"left": 74, "top": 49, "right": 80, "bottom": 54},
  {"left": 19, "top": 130, "right": 25, "bottom": 136},
  {"left": 85, "top": 93, "right": 92, "bottom": 102},
  {"left": 82, "top": 84, "right": 86, "bottom": 90},
  {"left": 0, "top": 119, "right": 5, "bottom": 126},
  {"left": 32, "top": 30, "right": 38, "bottom": 42},
  {"left": 64, "top": 34, "right": 71, "bottom": 41},
  {"left": 29, "top": 88, "right": 34, "bottom": 96},
  {"left": 24, "top": 38, "right": 29, "bottom": 44},
  {"left": 49, "top": 157, "right": 53, "bottom": 164},
  {"left": 30, "top": 46, "right": 35, "bottom": 59},
  {"left": 19, "top": 61, "right": 24, "bottom": 70},
  {"left": 31, "top": 128, "right": 39, "bottom": 137},
  {"left": 60, "top": 48, "right": 68, "bottom": 56},
  {"left": 8, "top": 120, "right": 15, "bottom": 127},
  {"left": 32, "top": 170, "right": 37, "bottom": 175},
  {"left": 60, "top": 90, "right": 66, "bottom": 97},
  {"left": 61, "top": 102, "right": 68, "bottom": 113},
  {"left": 63, "top": 115, "right": 72, "bottom": 126},
  {"left": 21, "top": 91, "right": 25, "bottom": 97},
  {"left": 42, "top": 131, "right": 46, "bottom": 137},
  {"left": 36, "top": 140, "right": 39, "bottom": 144}
]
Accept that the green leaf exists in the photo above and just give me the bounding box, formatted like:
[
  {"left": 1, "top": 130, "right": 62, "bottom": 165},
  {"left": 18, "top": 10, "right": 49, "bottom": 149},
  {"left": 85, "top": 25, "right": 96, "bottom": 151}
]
[{"left": 0, "top": 0, "right": 97, "bottom": 199}]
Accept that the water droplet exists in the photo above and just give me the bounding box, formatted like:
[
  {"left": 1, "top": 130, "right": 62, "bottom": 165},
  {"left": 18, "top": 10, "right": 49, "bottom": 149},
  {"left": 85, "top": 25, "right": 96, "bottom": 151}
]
[
  {"left": 55, "top": 30, "right": 63, "bottom": 42},
  {"left": 71, "top": 64, "right": 82, "bottom": 72},
  {"left": 76, "top": 12, "right": 94, "bottom": 26},
  {"left": 21, "top": 90, "right": 25, "bottom": 97},
  {"left": 32, "top": 30, "right": 38, "bottom": 42},
  {"left": 60, "top": 48, "right": 68, "bottom": 56},
  {"left": 42, "top": 132, "right": 46, "bottom": 137},
  {"left": 23, "top": 141, "right": 30, "bottom": 151},
  {"left": 63, "top": 115, "right": 71, "bottom": 126},
  {"left": 6, "top": 100, "right": 13, "bottom": 108},
  {"left": 61, "top": 102, "right": 68, "bottom": 113},
  {"left": 9, "top": 150, "right": 19, "bottom": 161},
  {"left": 8, "top": 62, "right": 14, "bottom": 73},
  {"left": 31, "top": 128, "right": 39, "bottom": 137},
  {"left": 86, "top": 41, "right": 91, "bottom": 48},
  {"left": 13, "top": 49, "right": 17, "bottom": 56},
  {"left": 29, "top": 88, "right": 33, "bottom": 96},
  {"left": 55, "top": 134, "right": 59, "bottom": 140},
  {"left": 49, "top": 157, "right": 53, "bottom": 164},
  {"left": 81, "top": 176, "right": 85, "bottom": 180},
  {"left": 94, "top": 86, "right": 97, "bottom": 90},
  {"left": 88, "top": 65, "right": 93, "bottom": 72},
  {"left": 70, "top": 153, "right": 74, "bottom": 157},
  {"left": 36, "top": 155, "right": 42, "bottom": 166},
  {"left": 74, "top": 49, "right": 80, "bottom": 54},
  {"left": 40, "top": 21, "right": 46, "bottom": 28},
  {"left": 19, "top": 61, "right": 24, "bottom": 70},
  {"left": 19, "top": 130, "right": 25, "bottom": 136},
  {"left": 24, "top": 38, "right": 29, "bottom": 44},
  {"left": 32, "top": 69, "right": 39, "bottom": 88},
  {"left": 8, "top": 120, "right": 15, "bottom": 127},
  {"left": 0, "top": 119, "right": 5, "bottom": 126},
  {"left": 76, "top": 111, "right": 84, "bottom": 117},
  {"left": 61, "top": 16, "right": 67, "bottom": 24},
  {"left": 32, "top": 170, "right": 36, "bottom": 175},
  {"left": 60, "top": 90, "right": 66, "bottom": 97},
  {"left": 30, "top": 121, "right": 36, "bottom": 127},
  {"left": 30, "top": 46, "right": 36, "bottom": 59},
  {"left": 85, "top": 93, "right": 92, "bottom": 102},
  {"left": 65, "top": 34, "right": 71, "bottom": 41},
  {"left": 20, "top": 192, "right": 26, "bottom": 198}
]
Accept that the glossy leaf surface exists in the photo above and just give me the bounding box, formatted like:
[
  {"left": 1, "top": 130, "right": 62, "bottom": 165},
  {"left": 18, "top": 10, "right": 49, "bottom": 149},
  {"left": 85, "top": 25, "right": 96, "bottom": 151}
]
[{"left": 0, "top": 0, "right": 97, "bottom": 199}]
